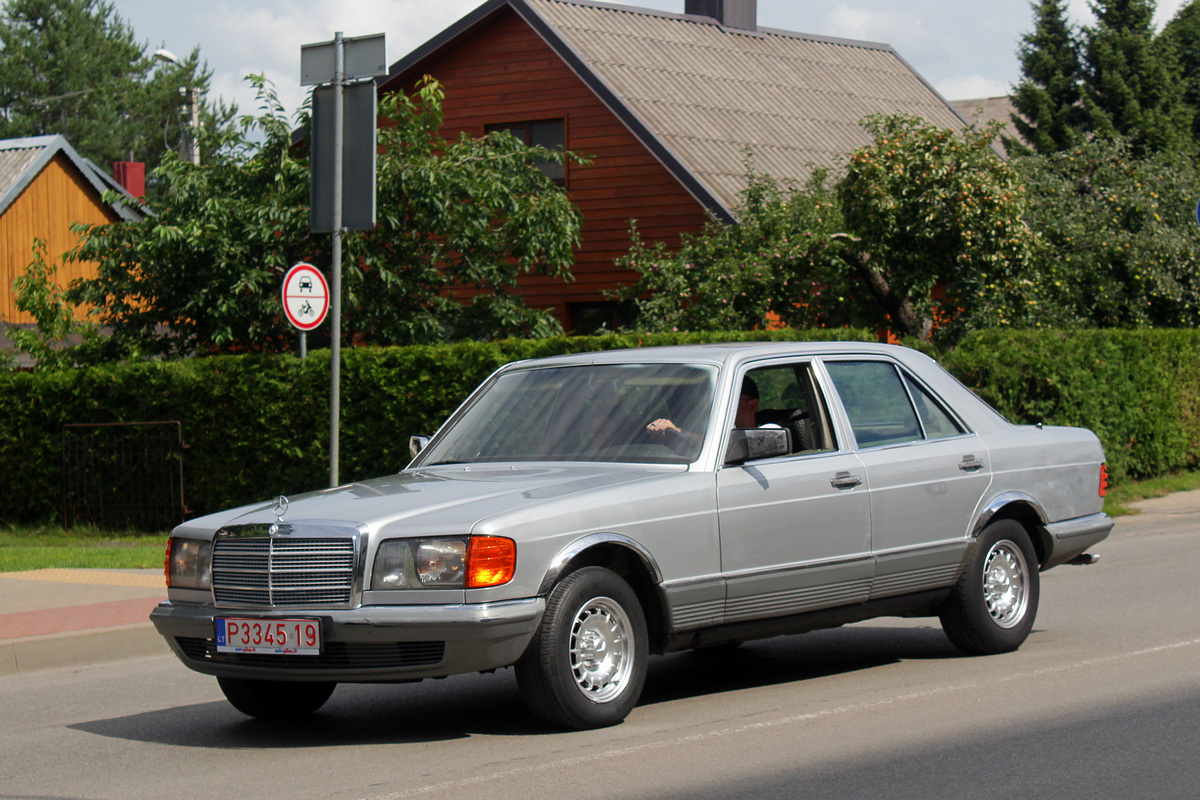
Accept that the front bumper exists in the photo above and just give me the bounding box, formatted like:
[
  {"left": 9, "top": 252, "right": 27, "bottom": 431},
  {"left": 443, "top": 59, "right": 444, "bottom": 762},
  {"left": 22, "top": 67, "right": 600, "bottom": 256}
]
[{"left": 150, "top": 598, "right": 545, "bottom": 682}]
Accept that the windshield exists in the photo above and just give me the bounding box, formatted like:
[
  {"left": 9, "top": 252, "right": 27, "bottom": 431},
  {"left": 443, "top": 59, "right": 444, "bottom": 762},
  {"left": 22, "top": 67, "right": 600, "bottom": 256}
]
[{"left": 420, "top": 363, "right": 717, "bottom": 465}]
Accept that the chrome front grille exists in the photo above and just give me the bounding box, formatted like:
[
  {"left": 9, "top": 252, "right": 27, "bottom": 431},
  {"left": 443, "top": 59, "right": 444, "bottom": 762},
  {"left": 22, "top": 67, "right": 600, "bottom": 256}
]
[{"left": 212, "top": 535, "right": 356, "bottom": 608}]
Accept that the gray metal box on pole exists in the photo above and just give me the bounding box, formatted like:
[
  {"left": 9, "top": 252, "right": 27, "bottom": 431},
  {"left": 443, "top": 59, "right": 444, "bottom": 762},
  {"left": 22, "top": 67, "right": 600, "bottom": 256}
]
[{"left": 310, "top": 82, "right": 377, "bottom": 232}]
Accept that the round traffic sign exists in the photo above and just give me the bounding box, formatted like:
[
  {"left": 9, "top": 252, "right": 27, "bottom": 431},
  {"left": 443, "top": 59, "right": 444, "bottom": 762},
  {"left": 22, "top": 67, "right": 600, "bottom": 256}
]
[{"left": 281, "top": 263, "right": 330, "bottom": 331}]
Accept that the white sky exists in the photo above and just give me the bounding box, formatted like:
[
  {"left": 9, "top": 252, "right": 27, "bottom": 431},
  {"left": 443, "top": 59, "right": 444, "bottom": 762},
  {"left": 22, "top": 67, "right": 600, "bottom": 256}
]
[{"left": 110, "top": 0, "right": 1193, "bottom": 121}]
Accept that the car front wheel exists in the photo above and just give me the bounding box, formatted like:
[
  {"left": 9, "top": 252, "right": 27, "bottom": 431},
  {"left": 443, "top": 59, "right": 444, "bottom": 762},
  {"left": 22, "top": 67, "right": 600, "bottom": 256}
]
[
  {"left": 939, "top": 519, "right": 1039, "bottom": 655},
  {"left": 217, "top": 677, "right": 336, "bottom": 720},
  {"left": 516, "top": 566, "right": 648, "bottom": 730}
]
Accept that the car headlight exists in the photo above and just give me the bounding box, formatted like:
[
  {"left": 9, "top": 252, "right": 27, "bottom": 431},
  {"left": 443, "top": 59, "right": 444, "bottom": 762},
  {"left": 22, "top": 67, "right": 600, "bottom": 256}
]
[
  {"left": 371, "top": 536, "right": 515, "bottom": 590},
  {"left": 166, "top": 538, "right": 212, "bottom": 589},
  {"left": 417, "top": 540, "right": 466, "bottom": 585}
]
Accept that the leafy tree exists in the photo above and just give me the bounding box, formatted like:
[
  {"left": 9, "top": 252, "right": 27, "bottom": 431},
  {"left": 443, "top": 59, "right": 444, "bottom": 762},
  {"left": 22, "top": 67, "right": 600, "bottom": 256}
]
[
  {"left": 1010, "top": 0, "right": 1088, "bottom": 155},
  {"left": 0, "top": 0, "right": 230, "bottom": 171},
  {"left": 833, "top": 115, "right": 1047, "bottom": 342},
  {"left": 1013, "top": 138, "right": 1200, "bottom": 327},
  {"left": 623, "top": 117, "right": 1047, "bottom": 344},
  {"left": 4, "top": 239, "right": 112, "bottom": 368},
  {"left": 1082, "top": 0, "right": 1193, "bottom": 156},
  {"left": 616, "top": 169, "right": 859, "bottom": 333},
  {"left": 64, "top": 79, "right": 308, "bottom": 356},
  {"left": 346, "top": 79, "right": 584, "bottom": 345},
  {"left": 64, "top": 78, "right": 584, "bottom": 357}
]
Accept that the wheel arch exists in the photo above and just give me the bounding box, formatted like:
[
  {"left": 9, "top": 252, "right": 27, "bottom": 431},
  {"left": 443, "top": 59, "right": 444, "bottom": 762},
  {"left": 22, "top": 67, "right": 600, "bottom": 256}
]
[
  {"left": 537, "top": 533, "right": 668, "bottom": 650},
  {"left": 971, "top": 492, "right": 1050, "bottom": 566}
]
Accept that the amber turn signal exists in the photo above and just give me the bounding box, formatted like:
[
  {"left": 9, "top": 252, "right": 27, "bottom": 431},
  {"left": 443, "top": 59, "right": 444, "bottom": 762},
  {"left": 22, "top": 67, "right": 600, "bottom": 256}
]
[{"left": 467, "top": 536, "right": 516, "bottom": 588}]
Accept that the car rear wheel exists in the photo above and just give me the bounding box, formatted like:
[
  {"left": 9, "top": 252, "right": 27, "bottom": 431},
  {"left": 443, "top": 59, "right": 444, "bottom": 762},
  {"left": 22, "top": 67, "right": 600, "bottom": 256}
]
[
  {"left": 217, "top": 677, "right": 336, "bottom": 720},
  {"left": 516, "top": 566, "right": 648, "bottom": 730},
  {"left": 939, "top": 519, "right": 1039, "bottom": 655}
]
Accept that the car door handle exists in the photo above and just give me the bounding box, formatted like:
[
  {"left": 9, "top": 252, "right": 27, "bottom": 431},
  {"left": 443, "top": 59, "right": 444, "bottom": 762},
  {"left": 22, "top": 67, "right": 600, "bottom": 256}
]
[
  {"left": 958, "top": 456, "right": 985, "bottom": 472},
  {"left": 831, "top": 471, "right": 863, "bottom": 489}
]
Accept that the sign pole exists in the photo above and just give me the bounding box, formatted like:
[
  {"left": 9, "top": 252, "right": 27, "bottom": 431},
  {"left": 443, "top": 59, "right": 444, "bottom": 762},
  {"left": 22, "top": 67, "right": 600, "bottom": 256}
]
[
  {"left": 329, "top": 31, "right": 344, "bottom": 488},
  {"left": 301, "top": 29, "right": 383, "bottom": 488}
]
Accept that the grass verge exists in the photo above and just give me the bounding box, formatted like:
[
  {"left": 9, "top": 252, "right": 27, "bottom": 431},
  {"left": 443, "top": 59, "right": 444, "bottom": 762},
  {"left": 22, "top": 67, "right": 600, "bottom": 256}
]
[
  {"left": 0, "top": 525, "right": 166, "bottom": 573},
  {"left": 1105, "top": 470, "right": 1200, "bottom": 517}
]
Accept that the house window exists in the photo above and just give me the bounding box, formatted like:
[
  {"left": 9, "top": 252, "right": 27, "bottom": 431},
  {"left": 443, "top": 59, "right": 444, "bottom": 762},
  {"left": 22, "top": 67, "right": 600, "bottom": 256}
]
[
  {"left": 486, "top": 119, "right": 566, "bottom": 185},
  {"left": 567, "top": 301, "right": 636, "bottom": 335}
]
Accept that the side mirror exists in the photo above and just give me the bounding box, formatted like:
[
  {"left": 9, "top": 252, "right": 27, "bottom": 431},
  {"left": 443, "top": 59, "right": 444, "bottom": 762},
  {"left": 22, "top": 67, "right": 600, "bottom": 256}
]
[
  {"left": 724, "top": 427, "right": 790, "bottom": 465},
  {"left": 409, "top": 435, "right": 430, "bottom": 459}
]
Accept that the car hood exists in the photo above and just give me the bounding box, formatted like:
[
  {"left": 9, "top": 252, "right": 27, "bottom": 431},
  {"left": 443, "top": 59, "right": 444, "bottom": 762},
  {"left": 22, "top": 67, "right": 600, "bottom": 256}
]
[{"left": 183, "top": 463, "right": 687, "bottom": 537}]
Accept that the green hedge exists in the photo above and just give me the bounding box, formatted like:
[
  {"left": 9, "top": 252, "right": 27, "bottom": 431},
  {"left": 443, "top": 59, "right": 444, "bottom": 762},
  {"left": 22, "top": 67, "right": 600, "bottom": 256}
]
[
  {"left": 2, "top": 328, "right": 1196, "bottom": 527},
  {"left": 941, "top": 329, "right": 1200, "bottom": 482},
  {"left": 0, "top": 329, "right": 870, "bottom": 526}
]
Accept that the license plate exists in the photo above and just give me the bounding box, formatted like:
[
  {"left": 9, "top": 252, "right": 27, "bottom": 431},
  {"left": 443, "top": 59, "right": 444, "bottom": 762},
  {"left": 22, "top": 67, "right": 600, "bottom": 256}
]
[{"left": 215, "top": 618, "right": 321, "bottom": 655}]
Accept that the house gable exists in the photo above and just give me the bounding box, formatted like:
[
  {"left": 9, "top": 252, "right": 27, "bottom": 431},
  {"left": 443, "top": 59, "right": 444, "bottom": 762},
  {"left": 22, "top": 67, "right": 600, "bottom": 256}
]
[
  {"left": 0, "top": 135, "right": 142, "bottom": 325},
  {"left": 382, "top": 3, "right": 712, "bottom": 327}
]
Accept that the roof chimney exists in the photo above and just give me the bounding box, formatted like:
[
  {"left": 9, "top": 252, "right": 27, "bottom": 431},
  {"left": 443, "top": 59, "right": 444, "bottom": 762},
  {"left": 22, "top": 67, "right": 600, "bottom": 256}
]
[
  {"left": 112, "top": 161, "right": 145, "bottom": 199},
  {"left": 684, "top": 0, "right": 757, "bottom": 31}
]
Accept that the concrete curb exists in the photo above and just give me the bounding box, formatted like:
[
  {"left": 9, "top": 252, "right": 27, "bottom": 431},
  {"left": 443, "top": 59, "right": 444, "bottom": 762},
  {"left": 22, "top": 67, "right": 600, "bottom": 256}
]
[{"left": 1, "top": 622, "right": 169, "bottom": 676}]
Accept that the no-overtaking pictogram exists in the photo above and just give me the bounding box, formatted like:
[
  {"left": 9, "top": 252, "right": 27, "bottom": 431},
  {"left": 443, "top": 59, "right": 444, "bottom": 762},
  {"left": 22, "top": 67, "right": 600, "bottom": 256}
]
[{"left": 282, "top": 263, "right": 330, "bottom": 331}]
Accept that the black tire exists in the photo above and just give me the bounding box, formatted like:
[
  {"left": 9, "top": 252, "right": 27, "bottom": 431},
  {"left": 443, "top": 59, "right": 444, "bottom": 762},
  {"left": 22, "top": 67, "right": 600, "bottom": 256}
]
[
  {"left": 217, "top": 677, "right": 336, "bottom": 720},
  {"left": 515, "top": 566, "right": 648, "bottom": 730},
  {"left": 939, "top": 519, "right": 1040, "bottom": 655}
]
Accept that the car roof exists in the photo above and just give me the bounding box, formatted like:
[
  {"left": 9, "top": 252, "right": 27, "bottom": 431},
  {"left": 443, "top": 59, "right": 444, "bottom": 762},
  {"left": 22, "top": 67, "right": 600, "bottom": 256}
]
[
  {"left": 503, "top": 341, "right": 916, "bottom": 370},
  {"left": 496, "top": 341, "right": 1012, "bottom": 434}
]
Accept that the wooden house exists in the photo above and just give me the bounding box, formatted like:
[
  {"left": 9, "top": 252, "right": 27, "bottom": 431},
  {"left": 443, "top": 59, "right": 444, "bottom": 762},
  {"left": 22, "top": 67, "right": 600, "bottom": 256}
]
[
  {"left": 0, "top": 134, "right": 145, "bottom": 326},
  {"left": 379, "top": 0, "right": 966, "bottom": 333}
]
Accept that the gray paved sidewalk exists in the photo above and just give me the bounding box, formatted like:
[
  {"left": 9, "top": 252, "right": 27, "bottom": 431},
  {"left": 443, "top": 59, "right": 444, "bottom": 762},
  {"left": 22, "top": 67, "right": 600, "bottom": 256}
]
[{"left": 1, "top": 489, "right": 1197, "bottom": 676}]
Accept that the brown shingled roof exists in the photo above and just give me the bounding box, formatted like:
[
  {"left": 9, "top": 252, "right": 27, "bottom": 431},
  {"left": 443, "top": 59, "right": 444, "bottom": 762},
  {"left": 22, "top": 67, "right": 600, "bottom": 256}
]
[{"left": 527, "top": 0, "right": 966, "bottom": 211}]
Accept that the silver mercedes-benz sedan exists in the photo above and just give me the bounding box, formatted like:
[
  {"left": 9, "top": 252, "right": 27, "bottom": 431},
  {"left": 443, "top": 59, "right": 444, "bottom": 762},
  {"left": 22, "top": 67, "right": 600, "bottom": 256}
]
[{"left": 151, "top": 342, "right": 1112, "bottom": 729}]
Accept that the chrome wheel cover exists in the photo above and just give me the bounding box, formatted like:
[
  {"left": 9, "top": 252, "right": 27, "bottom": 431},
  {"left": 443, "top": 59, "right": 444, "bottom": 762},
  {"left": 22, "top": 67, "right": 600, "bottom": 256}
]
[
  {"left": 568, "top": 595, "right": 634, "bottom": 703},
  {"left": 983, "top": 540, "right": 1030, "bottom": 629}
]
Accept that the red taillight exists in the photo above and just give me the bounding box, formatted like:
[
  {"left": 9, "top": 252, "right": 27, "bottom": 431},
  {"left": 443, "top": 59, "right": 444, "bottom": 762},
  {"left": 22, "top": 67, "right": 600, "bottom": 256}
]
[
  {"left": 467, "top": 536, "right": 516, "bottom": 588},
  {"left": 163, "top": 540, "right": 173, "bottom": 587},
  {"left": 1099, "top": 463, "right": 1109, "bottom": 497}
]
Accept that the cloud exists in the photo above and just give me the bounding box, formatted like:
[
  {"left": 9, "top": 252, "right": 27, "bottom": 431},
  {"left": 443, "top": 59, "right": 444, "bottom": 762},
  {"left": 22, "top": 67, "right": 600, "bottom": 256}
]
[
  {"left": 125, "top": 0, "right": 482, "bottom": 119},
  {"left": 936, "top": 75, "right": 1012, "bottom": 103},
  {"left": 821, "top": 4, "right": 942, "bottom": 58}
]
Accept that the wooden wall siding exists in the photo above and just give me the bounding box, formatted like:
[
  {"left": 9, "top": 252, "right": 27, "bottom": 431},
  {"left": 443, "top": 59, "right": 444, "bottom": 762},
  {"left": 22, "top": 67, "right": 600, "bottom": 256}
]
[
  {"left": 1, "top": 153, "right": 118, "bottom": 324},
  {"left": 392, "top": 7, "right": 711, "bottom": 327}
]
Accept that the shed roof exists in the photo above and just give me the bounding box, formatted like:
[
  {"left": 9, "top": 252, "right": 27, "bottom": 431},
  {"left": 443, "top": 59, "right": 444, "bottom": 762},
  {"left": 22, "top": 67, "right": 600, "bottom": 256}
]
[
  {"left": 0, "top": 134, "right": 146, "bottom": 222},
  {"left": 383, "top": 0, "right": 967, "bottom": 218}
]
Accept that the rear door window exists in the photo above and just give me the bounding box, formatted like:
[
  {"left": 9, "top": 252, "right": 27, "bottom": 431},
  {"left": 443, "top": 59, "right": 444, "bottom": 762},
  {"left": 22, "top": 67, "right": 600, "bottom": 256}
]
[{"left": 824, "top": 361, "right": 922, "bottom": 448}]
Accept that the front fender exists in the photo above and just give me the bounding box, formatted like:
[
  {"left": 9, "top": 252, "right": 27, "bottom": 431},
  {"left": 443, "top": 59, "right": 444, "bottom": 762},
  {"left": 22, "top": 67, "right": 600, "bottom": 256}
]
[{"left": 536, "top": 532, "right": 665, "bottom": 596}]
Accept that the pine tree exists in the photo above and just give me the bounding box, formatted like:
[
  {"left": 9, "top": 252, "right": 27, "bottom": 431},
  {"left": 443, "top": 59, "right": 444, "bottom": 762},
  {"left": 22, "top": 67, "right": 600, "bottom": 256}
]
[
  {"left": 1010, "top": 0, "right": 1087, "bottom": 155},
  {"left": 1082, "top": 0, "right": 1193, "bottom": 155},
  {"left": 0, "top": 0, "right": 227, "bottom": 170},
  {"left": 1160, "top": 0, "right": 1200, "bottom": 141}
]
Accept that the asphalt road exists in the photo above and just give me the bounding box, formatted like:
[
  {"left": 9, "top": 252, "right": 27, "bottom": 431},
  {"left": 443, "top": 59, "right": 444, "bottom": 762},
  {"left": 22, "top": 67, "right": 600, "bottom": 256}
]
[{"left": 1, "top": 515, "right": 1197, "bottom": 800}]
